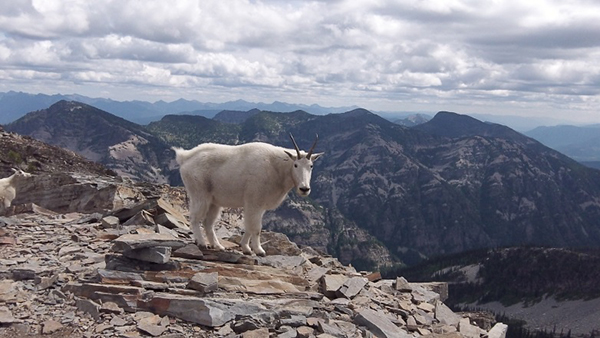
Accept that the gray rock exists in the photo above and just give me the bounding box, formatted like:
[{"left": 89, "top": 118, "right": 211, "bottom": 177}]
[
  {"left": 219, "top": 275, "right": 301, "bottom": 294},
  {"left": 354, "top": 308, "right": 410, "bottom": 338},
  {"left": 172, "top": 243, "right": 204, "bottom": 259},
  {"left": 111, "top": 198, "right": 158, "bottom": 222},
  {"left": 42, "top": 320, "right": 64, "bottom": 334},
  {"left": 321, "top": 274, "right": 348, "bottom": 298},
  {"left": 155, "top": 212, "right": 189, "bottom": 231},
  {"left": 296, "top": 326, "right": 315, "bottom": 338},
  {"left": 11, "top": 267, "right": 37, "bottom": 280},
  {"left": 139, "top": 293, "right": 269, "bottom": 327},
  {"left": 406, "top": 316, "right": 418, "bottom": 331},
  {"left": 488, "top": 323, "right": 508, "bottom": 338},
  {"left": 96, "top": 268, "right": 144, "bottom": 282},
  {"left": 277, "top": 325, "right": 297, "bottom": 338},
  {"left": 261, "top": 232, "right": 303, "bottom": 256},
  {"left": 122, "top": 209, "right": 156, "bottom": 227},
  {"left": 257, "top": 255, "right": 306, "bottom": 269},
  {"left": 414, "top": 282, "right": 448, "bottom": 302},
  {"left": 395, "top": 277, "right": 412, "bottom": 292},
  {"left": 318, "top": 319, "right": 345, "bottom": 337},
  {"left": 58, "top": 245, "right": 81, "bottom": 256},
  {"left": 306, "top": 266, "right": 330, "bottom": 284},
  {"left": 101, "top": 301, "right": 125, "bottom": 314},
  {"left": 280, "top": 315, "right": 307, "bottom": 327},
  {"left": 105, "top": 253, "right": 180, "bottom": 272},
  {"left": 110, "top": 316, "right": 129, "bottom": 326},
  {"left": 242, "top": 328, "right": 270, "bottom": 338},
  {"left": 459, "top": 318, "right": 482, "bottom": 338},
  {"left": 76, "top": 298, "right": 101, "bottom": 320},
  {"left": 435, "top": 300, "right": 461, "bottom": 326},
  {"left": 35, "top": 274, "right": 58, "bottom": 290},
  {"left": 137, "top": 314, "right": 168, "bottom": 337},
  {"left": 411, "top": 284, "right": 440, "bottom": 304},
  {"left": 0, "top": 306, "right": 16, "bottom": 324},
  {"left": 336, "top": 276, "right": 368, "bottom": 299},
  {"left": 101, "top": 215, "right": 120, "bottom": 228},
  {"left": 232, "top": 316, "right": 264, "bottom": 333},
  {"left": 156, "top": 224, "right": 179, "bottom": 238},
  {"left": 122, "top": 246, "right": 172, "bottom": 264},
  {"left": 187, "top": 272, "right": 218, "bottom": 293},
  {"left": 111, "top": 233, "right": 185, "bottom": 252},
  {"left": 156, "top": 198, "right": 190, "bottom": 229},
  {"left": 414, "top": 309, "right": 434, "bottom": 326},
  {"left": 131, "top": 280, "right": 170, "bottom": 291}
]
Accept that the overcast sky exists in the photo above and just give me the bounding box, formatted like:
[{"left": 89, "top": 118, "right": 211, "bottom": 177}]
[{"left": 1, "top": 0, "right": 600, "bottom": 124}]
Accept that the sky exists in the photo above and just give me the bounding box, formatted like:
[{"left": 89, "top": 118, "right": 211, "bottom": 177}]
[{"left": 1, "top": 0, "right": 600, "bottom": 124}]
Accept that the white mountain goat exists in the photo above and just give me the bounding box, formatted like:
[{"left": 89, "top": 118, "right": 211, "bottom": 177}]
[
  {"left": 0, "top": 168, "right": 33, "bottom": 215},
  {"left": 173, "top": 134, "right": 323, "bottom": 256}
]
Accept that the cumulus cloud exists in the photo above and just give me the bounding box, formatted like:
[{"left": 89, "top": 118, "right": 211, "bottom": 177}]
[{"left": 0, "top": 0, "right": 599, "bottom": 123}]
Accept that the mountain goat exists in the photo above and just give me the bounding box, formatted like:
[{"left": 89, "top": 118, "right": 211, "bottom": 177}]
[
  {"left": 173, "top": 134, "right": 323, "bottom": 256},
  {"left": 0, "top": 168, "right": 33, "bottom": 215}
]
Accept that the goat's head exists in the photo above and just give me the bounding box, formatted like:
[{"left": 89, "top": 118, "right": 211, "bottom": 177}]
[
  {"left": 284, "top": 133, "right": 324, "bottom": 197},
  {"left": 11, "top": 168, "right": 32, "bottom": 179}
]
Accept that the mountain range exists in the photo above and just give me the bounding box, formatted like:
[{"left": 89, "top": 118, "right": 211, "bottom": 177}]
[
  {"left": 0, "top": 91, "right": 358, "bottom": 125},
  {"left": 525, "top": 124, "right": 600, "bottom": 168},
  {"left": 5, "top": 100, "right": 600, "bottom": 271}
]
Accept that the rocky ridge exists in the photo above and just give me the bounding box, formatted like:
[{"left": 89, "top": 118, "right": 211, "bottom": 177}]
[
  {"left": 4, "top": 100, "right": 174, "bottom": 184},
  {"left": 0, "top": 171, "right": 507, "bottom": 337}
]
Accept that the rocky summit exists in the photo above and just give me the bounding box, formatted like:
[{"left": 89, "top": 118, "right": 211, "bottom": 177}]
[{"left": 0, "top": 139, "right": 507, "bottom": 337}]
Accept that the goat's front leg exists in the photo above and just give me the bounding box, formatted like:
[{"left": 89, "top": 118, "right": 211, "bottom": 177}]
[{"left": 241, "top": 208, "right": 266, "bottom": 256}]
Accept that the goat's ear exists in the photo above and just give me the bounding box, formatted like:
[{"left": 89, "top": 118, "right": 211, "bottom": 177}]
[
  {"left": 284, "top": 150, "right": 296, "bottom": 160},
  {"left": 11, "top": 168, "right": 17, "bottom": 173},
  {"left": 310, "top": 152, "right": 324, "bottom": 161}
]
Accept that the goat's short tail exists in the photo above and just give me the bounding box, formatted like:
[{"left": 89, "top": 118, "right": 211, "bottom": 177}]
[{"left": 171, "top": 147, "right": 186, "bottom": 165}]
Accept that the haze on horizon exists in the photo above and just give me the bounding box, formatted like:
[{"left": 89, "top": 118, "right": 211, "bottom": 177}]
[{"left": 1, "top": 0, "right": 600, "bottom": 125}]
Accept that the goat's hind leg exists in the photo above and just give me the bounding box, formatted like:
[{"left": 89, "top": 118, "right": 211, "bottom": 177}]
[
  {"left": 189, "top": 199, "right": 210, "bottom": 248},
  {"left": 203, "top": 203, "right": 225, "bottom": 251}
]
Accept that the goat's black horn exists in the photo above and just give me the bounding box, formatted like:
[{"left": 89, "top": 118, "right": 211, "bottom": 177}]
[
  {"left": 307, "top": 134, "right": 319, "bottom": 159},
  {"left": 289, "top": 133, "right": 301, "bottom": 158}
]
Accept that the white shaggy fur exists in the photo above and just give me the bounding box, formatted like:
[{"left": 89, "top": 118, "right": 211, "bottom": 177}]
[
  {"left": 173, "top": 135, "right": 323, "bottom": 256},
  {"left": 0, "top": 169, "right": 32, "bottom": 215}
]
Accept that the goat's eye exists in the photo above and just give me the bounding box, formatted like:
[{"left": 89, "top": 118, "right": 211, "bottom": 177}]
[{"left": 294, "top": 164, "right": 298, "bottom": 168}]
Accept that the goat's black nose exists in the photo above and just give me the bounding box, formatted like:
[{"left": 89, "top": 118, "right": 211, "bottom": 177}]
[{"left": 299, "top": 187, "right": 310, "bottom": 193}]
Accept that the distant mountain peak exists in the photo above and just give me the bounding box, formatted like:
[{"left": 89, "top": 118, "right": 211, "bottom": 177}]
[
  {"left": 342, "top": 108, "right": 374, "bottom": 117},
  {"left": 415, "top": 111, "right": 527, "bottom": 141},
  {"left": 432, "top": 111, "right": 483, "bottom": 125}
]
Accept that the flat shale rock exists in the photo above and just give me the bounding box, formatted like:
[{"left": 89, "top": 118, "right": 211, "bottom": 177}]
[
  {"left": 112, "top": 233, "right": 185, "bottom": 252},
  {"left": 187, "top": 272, "right": 218, "bottom": 293},
  {"left": 0, "top": 306, "right": 15, "bottom": 324},
  {"left": 355, "top": 307, "right": 411, "bottom": 338},
  {"left": 123, "top": 246, "right": 173, "bottom": 264},
  {"left": 42, "top": 319, "right": 64, "bottom": 334},
  {"left": 0, "top": 183, "right": 505, "bottom": 337},
  {"left": 173, "top": 243, "right": 204, "bottom": 259},
  {"left": 140, "top": 293, "right": 268, "bottom": 327}
]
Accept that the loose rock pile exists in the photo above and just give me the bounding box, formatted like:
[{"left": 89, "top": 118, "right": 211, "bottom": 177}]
[{"left": 0, "top": 184, "right": 507, "bottom": 337}]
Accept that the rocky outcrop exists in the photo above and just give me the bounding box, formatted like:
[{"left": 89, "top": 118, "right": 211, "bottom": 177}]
[{"left": 0, "top": 179, "right": 506, "bottom": 337}]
